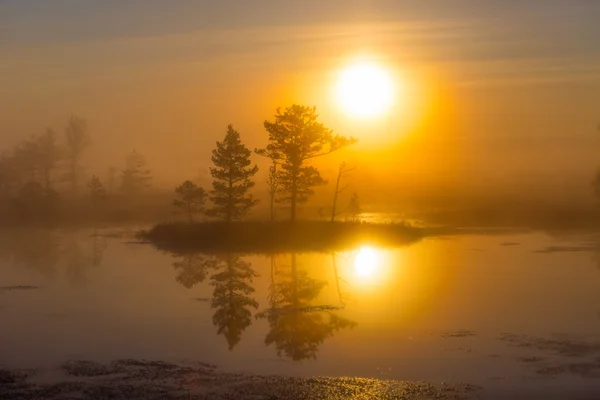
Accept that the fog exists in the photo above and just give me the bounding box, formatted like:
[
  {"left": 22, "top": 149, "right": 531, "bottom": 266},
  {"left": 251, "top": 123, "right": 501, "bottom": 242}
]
[{"left": 2, "top": 0, "right": 600, "bottom": 226}]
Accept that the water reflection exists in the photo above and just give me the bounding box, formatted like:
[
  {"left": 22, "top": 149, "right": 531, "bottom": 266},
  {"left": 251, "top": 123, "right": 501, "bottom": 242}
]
[
  {"left": 172, "top": 253, "right": 217, "bottom": 288},
  {"left": 7, "top": 229, "right": 61, "bottom": 279},
  {"left": 354, "top": 246, "right": 381, "bottom": 278},
  {"left": 211, "top": 255, "right": 259, "bottom": 350},
  {"left": 256, "top": 254, "right": 356, "bottom": 361},
  {"left": 171, "top": 252, "right": 259, "bottom": 350},
  {"left": 170, "top": 251, "right": 357, "bottom": 360},
  {"left": 0, "top": 229, "right": 107, "bottom": 284}
]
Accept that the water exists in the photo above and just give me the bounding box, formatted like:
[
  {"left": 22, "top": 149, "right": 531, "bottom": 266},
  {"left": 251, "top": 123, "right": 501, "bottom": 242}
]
[{"left": 2, "top": 227, "right": 600, "bottom": 394}]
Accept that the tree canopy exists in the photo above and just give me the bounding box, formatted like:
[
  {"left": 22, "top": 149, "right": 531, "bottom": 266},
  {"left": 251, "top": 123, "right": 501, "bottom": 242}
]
[
  {"left": 257, "top": 105, "right": 356, "bottom": 221},
  {"left": 207, "top": 125, "right": 258, "bottom": 221}
]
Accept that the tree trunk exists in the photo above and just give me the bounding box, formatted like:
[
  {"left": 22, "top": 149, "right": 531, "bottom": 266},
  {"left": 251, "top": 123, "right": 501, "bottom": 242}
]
[
  {"left": 331, "top": 254, "right": 344, "bottom": 305},
  {"left": 269, "top": 163, "right": 277, "bottom": 222},
  {"left": 291, "top": 165, "right": 298, "bottom": 222},
  {"left": 330, "top": 165, "right": 342, "bottom": 222},
  {"left": 227, "top": 169, "right": 233, "bottom": 222}
]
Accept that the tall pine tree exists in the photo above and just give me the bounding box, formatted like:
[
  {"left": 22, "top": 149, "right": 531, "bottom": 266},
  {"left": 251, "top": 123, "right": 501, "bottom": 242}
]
[
  {"left": 208, "top": 125, "right": 258, "bottom": 221},
  {"left": 257, "top": 105, "right": 356, "bottom": 222}
]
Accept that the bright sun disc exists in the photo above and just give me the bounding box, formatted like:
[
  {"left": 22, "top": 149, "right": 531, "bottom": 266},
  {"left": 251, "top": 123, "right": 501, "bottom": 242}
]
[{"left": 335, "top": 61, "right": 395, "bottom": 118}]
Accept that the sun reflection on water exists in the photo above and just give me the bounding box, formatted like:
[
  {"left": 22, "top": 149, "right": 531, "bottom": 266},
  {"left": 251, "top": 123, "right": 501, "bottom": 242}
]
[
  {"left": 354, "top": 246, "right": 381, "bottom": 278},
  {"left": 348, "top": 245, "right": 392, "bottom": 288}
]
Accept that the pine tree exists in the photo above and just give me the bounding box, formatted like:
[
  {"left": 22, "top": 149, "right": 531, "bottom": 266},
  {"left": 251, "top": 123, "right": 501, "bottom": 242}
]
[
  {"left": 173, "top": 180, "right": 206, "bottom": 223},
  {"left": 257, "top": 105, "right": 356, "bottom": 222},
  {"left": 207, "top": 125, "right": 258, "bottom": 221}
]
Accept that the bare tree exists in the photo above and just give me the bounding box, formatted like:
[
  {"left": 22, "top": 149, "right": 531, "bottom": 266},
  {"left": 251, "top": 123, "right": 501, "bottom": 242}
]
[
  {"left": 346, "top": 192, "right": 362, "bottom": 222},
  {"left": 330, "top": 162, "right": 356, "bottom": 222}
]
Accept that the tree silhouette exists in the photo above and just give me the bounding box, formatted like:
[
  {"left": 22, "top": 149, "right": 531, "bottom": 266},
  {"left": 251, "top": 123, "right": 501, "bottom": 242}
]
[
  {"left": 331, "top": 162, "right": 356, "bottom": 222},
  {"left": 63, "top": 116, "right": 90, "bottom": 196},
  {"left": 210, "top": 254, "right": 259, "bottom": 350},
  {"left": 257, "top": 254, "right": 356, "bottom": 360},
  {"left": 257, "top": 105, "right": 356, "bottom": 222},
  {"left": 207, "top": 125, "right": 258, "bottom": 221},
  {"left": 347, "top": 192, "right": 362, "bottom": 222},
  {"left": 173, "top": 180, "right": 206, "bottom": 223},
  {"left": 120, "top": 150, "right": 152, "bottom": 195},
  {"left": 267, "top": 161, "right": 279, "bottom": 221}
]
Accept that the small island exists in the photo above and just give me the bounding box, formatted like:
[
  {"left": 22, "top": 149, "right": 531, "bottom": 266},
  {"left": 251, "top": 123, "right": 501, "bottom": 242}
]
[
  {"left": 139, "top": 106, "right": 428, "bottom": 254},
  {"left": 141, "top": 220, "right": 425, "bottom": 254},
  {"left": 139, "top": 105, "right": 432, "bottom": 253}
]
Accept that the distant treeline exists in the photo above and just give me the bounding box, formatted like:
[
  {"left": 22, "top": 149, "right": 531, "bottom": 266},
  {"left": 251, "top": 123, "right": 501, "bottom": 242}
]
[
  {"left": 2, "top": 108, "right": 599, "bottom": 229},
  {"left": 0, "top": 105, "right": 364, "bottom": 226},
  {"left": 0, "top": 115, "right": 162, "bottom": 225}
]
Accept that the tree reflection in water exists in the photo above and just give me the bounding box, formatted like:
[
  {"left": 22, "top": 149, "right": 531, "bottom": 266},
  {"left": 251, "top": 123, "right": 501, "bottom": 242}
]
[
  {"left": 172, "top": 253, "right": 218, "bottom": 289},
  {"left": 172, "top": 252, "right": 259, "bottom": 350},
  {"left": 65, "top": 230, "right": 108, "bottom": 285},
  {"left": 210, "top": 254, "right": 259, "bottom": 350},
  {"left": 170, "top": 251, "right": 355, "bottom": 357},
  {"left": 0, "top": 229, "right": 108, "bottom": 284},
  {"left": 257, "top": 254, "right": 356, "bottom": 361}
]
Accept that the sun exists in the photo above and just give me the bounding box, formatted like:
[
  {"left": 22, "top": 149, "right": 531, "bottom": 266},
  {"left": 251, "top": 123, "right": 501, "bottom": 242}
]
[{"left": 335, "top": 61, "right": 396, "bottom": 119}]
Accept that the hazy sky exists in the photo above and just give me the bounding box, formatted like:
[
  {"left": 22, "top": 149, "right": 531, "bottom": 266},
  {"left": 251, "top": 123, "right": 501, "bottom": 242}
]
[{"left": 2, "top": 0, "right": 600, "bottom": 196}]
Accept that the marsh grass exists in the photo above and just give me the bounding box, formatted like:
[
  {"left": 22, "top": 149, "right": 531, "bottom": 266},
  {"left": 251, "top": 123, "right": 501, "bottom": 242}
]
[{"left": 140, "top": 221, "right": 427, "bottom": 254}]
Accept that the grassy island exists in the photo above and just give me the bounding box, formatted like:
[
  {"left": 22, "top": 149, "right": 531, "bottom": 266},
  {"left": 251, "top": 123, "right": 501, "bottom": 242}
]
[{"left": 140, "top": 221, "right": 427, "bottom": 254}]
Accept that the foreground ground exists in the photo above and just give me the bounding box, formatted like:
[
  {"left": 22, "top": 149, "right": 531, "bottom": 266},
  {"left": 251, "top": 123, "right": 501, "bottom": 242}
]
[{"left": 0, "top": 359, "right": 480, "bottom": 400}]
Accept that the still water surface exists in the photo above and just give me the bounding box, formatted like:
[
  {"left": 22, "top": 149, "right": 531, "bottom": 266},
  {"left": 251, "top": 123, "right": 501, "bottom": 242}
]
[{"left": 2, "top": 227, "right": 600, "bottom": 392}]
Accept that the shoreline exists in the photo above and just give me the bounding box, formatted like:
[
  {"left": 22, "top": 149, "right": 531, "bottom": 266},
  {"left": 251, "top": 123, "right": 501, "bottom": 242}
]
[
  {"left": 0, "top": 358, "right": 480, "bottom": 400},
  {"left": 140, "top": 221, "right": 429, "bottom": 254}
]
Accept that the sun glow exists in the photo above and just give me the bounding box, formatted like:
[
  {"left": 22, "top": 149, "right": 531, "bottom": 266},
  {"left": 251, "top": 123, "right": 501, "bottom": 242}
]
[
  {"left": 335, "top": 61, "right": 396, "bottom": 119},
  {"left": 353, "top": 246, "right": 382, "bottom": 278}
]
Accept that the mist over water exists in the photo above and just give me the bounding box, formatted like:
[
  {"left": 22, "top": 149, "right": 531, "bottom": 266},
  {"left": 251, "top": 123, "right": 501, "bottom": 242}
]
[
  {"left": 2, "top": 227, "right": 600, "bottom": 395},
  {"left": 3, "top": 1, "right": 600, "bottom": 398}
]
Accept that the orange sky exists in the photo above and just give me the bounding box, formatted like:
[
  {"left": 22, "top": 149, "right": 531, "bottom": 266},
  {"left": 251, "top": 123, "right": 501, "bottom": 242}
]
[{"left": 2, "top": 1, "right": 600, "bottom": 201}]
